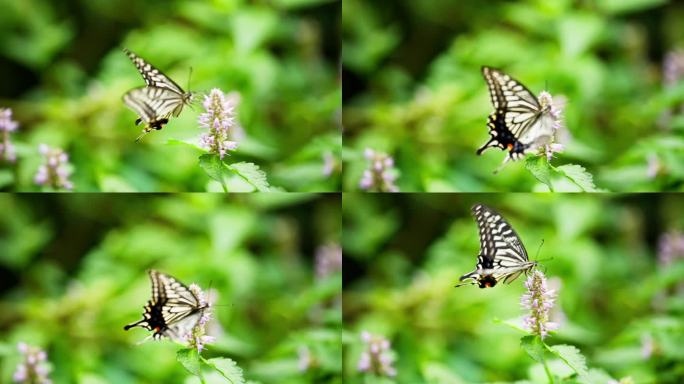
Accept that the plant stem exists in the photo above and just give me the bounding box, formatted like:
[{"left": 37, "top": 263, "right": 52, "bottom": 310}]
[
  {"left": 540, "top": 340, "right": 554, "bottom": 384},
  {"left": 541, "top": 357, "right": 554, "bottom": 383}
]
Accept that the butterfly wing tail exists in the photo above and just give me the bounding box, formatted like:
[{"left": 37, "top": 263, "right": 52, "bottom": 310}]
[
  {"left": 455, "top": 270, "right": 479, "bottom": 287},
  {"left": 476, "top": 137, "right": 499, "bottom": 155},
  {"left": 124, "top": 318, "right": 146, "bottom": 330}
]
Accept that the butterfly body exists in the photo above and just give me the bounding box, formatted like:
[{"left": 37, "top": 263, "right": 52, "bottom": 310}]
[
  {"left": 124, "top": 270, "right": 208, "bottom": 341},
  {"left": 456, "top": 204, "right": 537, "bottom": 288},
  {"left": 122, "top": 49, "right": 193, "bottom": 141},
  {"left": 479, "top": 66, "right": 556, "bottom": 161}
]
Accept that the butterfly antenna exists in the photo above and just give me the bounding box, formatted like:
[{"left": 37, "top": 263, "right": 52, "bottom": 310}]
[{"left": 534, "top": 239, "right": 545, "bottom": 261}]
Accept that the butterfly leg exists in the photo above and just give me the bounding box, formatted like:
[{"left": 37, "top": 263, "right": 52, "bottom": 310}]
[
  {"left": 135, "top": 128, "right": 153, "bottom": 143},
  {"left": 134, "top": 119, "right": 169, "bottom": 142}
]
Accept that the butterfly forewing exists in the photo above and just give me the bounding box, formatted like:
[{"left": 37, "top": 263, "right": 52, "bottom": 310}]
[
  {"left": 125, "top": 270, "right": 207, "bottom": 341},
  {"left": 479, "top": 66, "right": 549, "bottom": 160},
  {"left": 456, "top": 204, "right": 536, "bottom": 288},
  {"left": 123, "top": 48, "right": 185, "bottom": 95}
]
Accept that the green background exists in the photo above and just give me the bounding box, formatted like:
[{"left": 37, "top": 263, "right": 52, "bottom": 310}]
[
  {"left": 343, "top": 193, "right": 684, "bottom": 383},
  {"left": 343, "top": 0, "right": 684, "bottom": 192},
  {"left": 0, "top": 0, "right": 341, "bottom": 192},
  {"left": 0, "top": 194, "right": 341, "bottom": 383}
]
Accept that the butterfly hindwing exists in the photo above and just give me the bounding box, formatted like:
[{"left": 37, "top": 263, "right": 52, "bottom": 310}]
[
  {"left": 123, "top": 87, "right": 185, "bottom": 123},
  {"left": 456, "top": 204, "right": 536, "bottom": 288}
]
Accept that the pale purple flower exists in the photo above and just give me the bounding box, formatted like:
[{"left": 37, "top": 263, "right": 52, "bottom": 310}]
[
  {"left": 641, "top": 333, "right": 654, "bottom": 359},
  {"left": 660, "top": 50, "right": 684, "bottom": 126},
  {"left": 34, "top": 144, "right": 73, "bottom": 190},
  {"left": 322, "top": 151, "right": 337, "bottom": 177},
  {"left": 521, "top": 270, "right": 559, "bottom": 339},
  {"left": 0, "top": 108, "right": 18, "bottom": 162},
  {"left": 533, "top": 91, "right": 565, "bottom": 161},
  {"left": 657, "top": 230, "right": 684, "bottom": 266},
  {"left": 359, "top": 148, "right": 399, "bottom": 192},
  {"left": 664, "top": 50, "right": 684, "bottom": 88},
  {"left": 357, "top": 331, "right": 396, "bottom": 377},
  {"left": 198, "top": 89, "right": 240, "bottom": 159},
  {"left": 183, "top": 283, "right": 214, "bottom": 353},
  {"left": 315, "top": 243, "right": 342, "bottom": 280},
  {"left": 298, "top": 346, "right": 317, "bottom": 372},
  {"left": 13, "top": 342, "right": 52, "bottom": 384},
  {"left": 646, "top": 154, "right": 663, "bottom": 179}
]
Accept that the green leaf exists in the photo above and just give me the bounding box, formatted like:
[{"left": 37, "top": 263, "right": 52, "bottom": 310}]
[
  {"left": 578, "top": 369, "right": 616, "bottom": 384},
  {"left": 204, "top": 357, "right": 246, "bottom": 384},
  {"left": 520, "top": 335, "right": 546, "bottom": 363},
  {"left": 0, "top": 169, "right": 15, "bottom": 189},
  {"left": 525, "top": 156, "right": 554, "bottom": 191},
  {"left": 199, "top": 154, "right": 229, "bottom": 191},
  {"left": 549, "top": 344, "right": 589, "bottom": 377},
  {"left": 556, "top": 164, "right": 601, "bottom": 192},
  {"left": 177, "top": 348, "right": 202, "bottom": 377},
  {"left": 228, "top": 162, "right": 271, "bottom": 192},
  {"left": 597, "top": 0, "right": 667, "bottom": 15}
]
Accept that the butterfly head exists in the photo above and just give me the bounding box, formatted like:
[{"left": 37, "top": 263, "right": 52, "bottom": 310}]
[{"left": 538, "top": 91, "right": 554, "bottom": 115}]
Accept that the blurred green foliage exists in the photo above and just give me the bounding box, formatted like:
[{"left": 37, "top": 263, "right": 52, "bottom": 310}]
[
  {"left": 0, "top": 194, "right": 341, "bottom": 383},
  {"left": 0, "top": 0, "right": 341, "bottom": 192},
  {"left": 343, "top": 0, "right": 684, "bottom": 192},
  {"left": 343, "top": 193, "right": 684, "bottom": 382}
]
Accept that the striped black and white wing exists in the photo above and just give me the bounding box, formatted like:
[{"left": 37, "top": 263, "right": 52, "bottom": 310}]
[
  {"left": 472, "top": 204, "right": 529, "bottom": 267},
  {"left": 478, "top": 66, "right": 544, "bottom": 160},
  {"left": 123, "top": 86, "right": 185, "bottom": 124},
  {"left": 456, "top": 204, "right": 536, "bottom": 288},
  {"left": 124, "top": 270, "right": 207, "bottom": 341},
  {"left": 153, "top": 270, "right": 203, "bottom": 327},
  {"left": 123, "top": 48, "right": 186, "bottom": 95}
]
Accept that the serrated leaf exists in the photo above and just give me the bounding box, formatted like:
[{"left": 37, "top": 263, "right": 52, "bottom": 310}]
[
  {"left": 520, "top": 335, "right": 545, "bottom": 363},
  {"left": 199, "top": 154, "right": 229, "bottom": 191},
  {"left": 228, "top": 162, "right": 271, "bottom": 192},
  {"left": 205, "top": 357, "right": 245, "bottom": 384},
  {"left": 577, "top": 368, "right": 616, "bottom": 384},
  {"left": 525, "top": 156, "right": 555, "bottom": 191},
  {"left": 550, "top": 344, "right": 588, "bottom": 377},
  {"left": 556, "top": 164, "right": 601, "bottom": 192},
  {"left": 167, "top": 138, "right": 204, "bottom": 151},
  {"left": 177, "top": 348, "right": 202, "bottom": 377}
]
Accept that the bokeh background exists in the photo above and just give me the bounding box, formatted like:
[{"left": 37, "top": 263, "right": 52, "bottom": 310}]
[
  {"left": 0, "top": 194, "right": 341, "bottom": 383},
  {"left": 343, "top": 193, "right": 684, "bottom": 383},
  {"left": 0, "top": 0, "right": 341, "bottom": 192},
  {"left": 343, "top": 0, "right": 684, "bottom": 192}
]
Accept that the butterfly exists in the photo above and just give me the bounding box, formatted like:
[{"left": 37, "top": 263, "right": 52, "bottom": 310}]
[
  {"left": 478, "top": 66, "right": 557, "bottom": 162},
  {"left": 122, "top": 48, "right": 194, "bottom": 141},
  {"left": 455, "top": 204, "right": 537, "bottom": 288},
  {"left": 124, "top": 270, "right": 209, "bottom": 341}
]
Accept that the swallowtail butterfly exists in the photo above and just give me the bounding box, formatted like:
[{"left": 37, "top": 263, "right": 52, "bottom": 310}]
[
  {"left": 478, "top": 66, "right": 556, "bottom": 161},
  {"left": 122, "top": 48, "right": 194, "bottom": 141},
  {"left": 124, "top": 270, "right": 208, "bottom": 340},
  {"left": 455, "top": 204, "right": 537, "bottom": 288}
]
